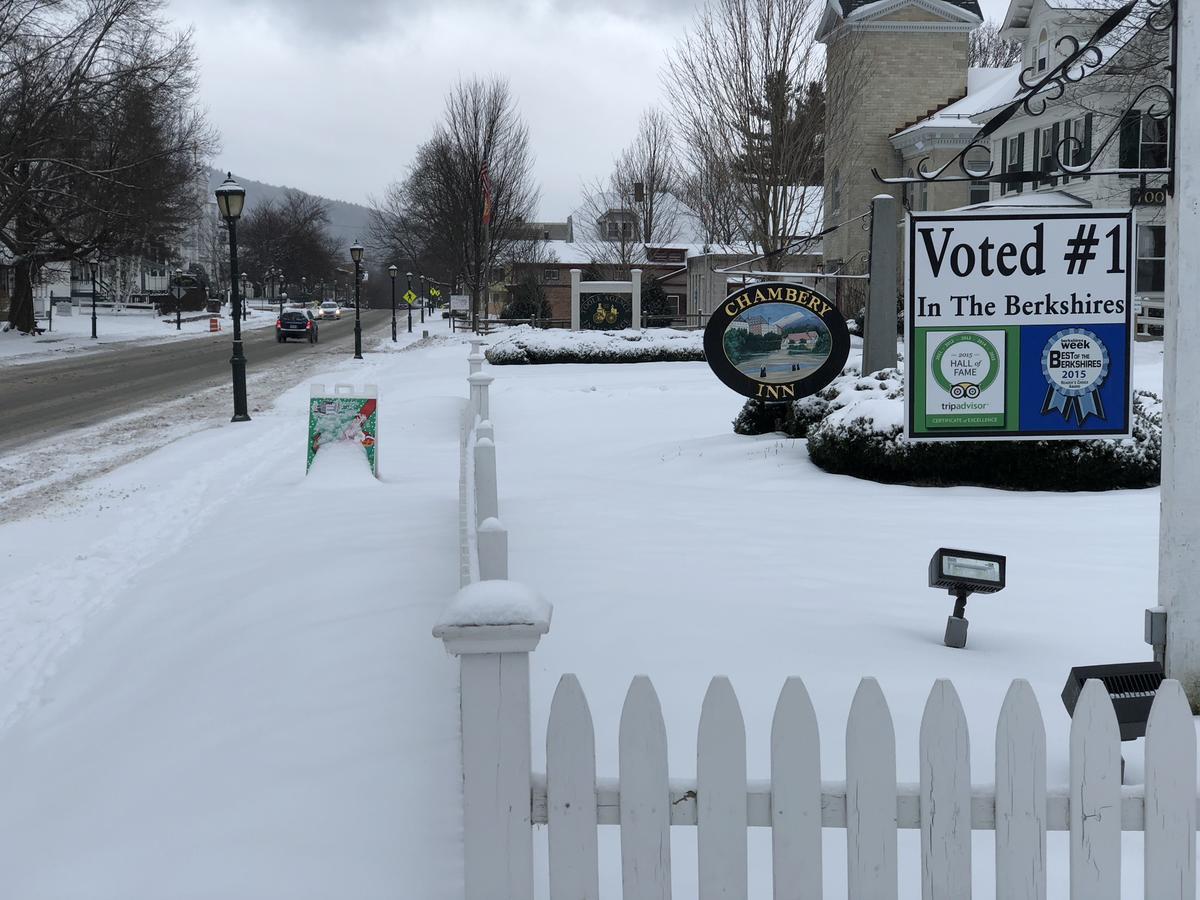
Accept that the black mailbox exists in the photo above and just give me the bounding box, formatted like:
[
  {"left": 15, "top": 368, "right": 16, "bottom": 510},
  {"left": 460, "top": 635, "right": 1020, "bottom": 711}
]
[{"left": 1061, "top": 661, "right": 1164, "bottom": 741}]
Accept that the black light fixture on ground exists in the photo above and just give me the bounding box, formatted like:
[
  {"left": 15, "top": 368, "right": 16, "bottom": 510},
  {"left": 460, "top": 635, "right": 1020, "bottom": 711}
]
[
  {"left": 406, "top": 270, "right": 413, "bottom": 334},
  {"left": 420, "top": 273, "right": 426, "bottom": 324},
  {"left": 388, "top": 264, "right": 398, "bottom": 342},
  {"left": 350, "top": 240, "right": 364, "bottom": 360},
  {"left": 215, "top": 172, "right": 251, "bottom": 423},
  {"left": 88, "top": 253, "right": 99, "bottom": 339}
]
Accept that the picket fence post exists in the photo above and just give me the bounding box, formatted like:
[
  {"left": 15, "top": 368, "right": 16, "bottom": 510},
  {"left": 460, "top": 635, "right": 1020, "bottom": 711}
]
[
  {"left": 475, "top": 437, "right": 499, "bottom": 525},
  {"left": 434, "top": 581, "right": 552, "bottom": 900},
  {"left": 477, "top": 517, "right": 508, "bottom": 580},
  {"left": 469, "top": 372, "right": 494, "bottom": 421},
  {"left": 469, "top": 339, "right": 486, "bottom": 375}
]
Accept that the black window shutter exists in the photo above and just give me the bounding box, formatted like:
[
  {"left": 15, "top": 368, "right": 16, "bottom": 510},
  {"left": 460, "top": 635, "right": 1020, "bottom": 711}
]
[
  {"left": 1083, "top": 113, "right": 1093, "bottom": 182},
  {"left": 1050, "top": 122, "right": 1061, "bottom": 187},
  {"left": 1001, "top": 136, "right": 1010, "bottom": 195},
  {"left": 1032, "top": 129, "right": 1041, "bottom": 187},
  {"left": 1015, "top": 132, "right": 1025, "bottom": 194},
  {"left": 1119, "top": 109, "right": 1140, "bottom": 178}
]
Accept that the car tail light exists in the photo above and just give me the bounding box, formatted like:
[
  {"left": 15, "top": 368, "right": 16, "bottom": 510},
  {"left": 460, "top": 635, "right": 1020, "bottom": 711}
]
[
  {"left": 275, "top": 319, "right": 281, "bottom": 329},
  {"left": 306, "top": 320, "right": 312, "bottom": 329}
]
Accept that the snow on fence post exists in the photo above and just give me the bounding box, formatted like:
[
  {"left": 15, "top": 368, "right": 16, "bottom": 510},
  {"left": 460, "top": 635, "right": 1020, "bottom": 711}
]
[
  {"left": 469, "top": 372, "right": 494, "bottom": 422},
  {"left": 475, "top": 437, "right": 499, "bottom": 526},
  {"left": 477, "top": 517, "right": 508, "bottom": 580},
  {"left": 434, "top": 581, "right": 552, "bottom": 900}
]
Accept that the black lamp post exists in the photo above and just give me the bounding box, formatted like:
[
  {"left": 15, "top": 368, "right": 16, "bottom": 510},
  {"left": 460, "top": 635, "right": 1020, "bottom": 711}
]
[
  {"left": 301, "top": 275, "right": 307, "bottom": 301},
  {"left": 406, "top": 271, "right": 413, "bottom": 334},
  {"left": 175, "top": 268, "right": 184, "bottom": 331},
  {"left": 88, "top": 254, "right": 99, "bottom": 339},
  {"left": 351, "top": 241, "right": 364, "bottom": 359},
  {"left": 215, "top": 172, "right": 250, "bottom": 422},
  {"left": 420, "top": 273, "right": 427, "bottom": 324},
  {"left": 389, "top": 264, "right": 398, "bottom": 342},
  {"left": 240, "top": 272, "right": 249, "bottom": 314}
]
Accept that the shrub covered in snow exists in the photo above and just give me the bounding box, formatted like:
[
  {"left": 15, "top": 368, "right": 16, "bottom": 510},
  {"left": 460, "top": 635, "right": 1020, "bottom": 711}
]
[
  {"left": 734, "top": 369, "right": 1162, "bottom": 490},
  {"left": 485, "top": 325, "right": 705, "bottom": 365}
]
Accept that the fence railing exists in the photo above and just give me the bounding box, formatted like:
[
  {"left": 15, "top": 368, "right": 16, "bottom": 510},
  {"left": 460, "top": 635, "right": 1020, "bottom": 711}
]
[
  {"left": 459, "top": 339, "right": 507, "bottom": 586},
  {"left": 1137, "top": 297, "right": 1166, "bottom": 339},
  {"left": 436, "top": 599, "right": 1199, "bottom": 900}
]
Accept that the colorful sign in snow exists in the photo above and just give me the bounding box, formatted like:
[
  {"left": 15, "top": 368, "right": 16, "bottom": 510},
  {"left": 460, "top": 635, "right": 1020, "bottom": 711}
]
[
  {"left": 906, "top": 210, "right": 1133, "bottom": 440},
  {"left": 703, "top": 281, "right": 850, "bottom": 401},
  {"left": 307, "top": 383, "right": 379, "bottom": 475}
]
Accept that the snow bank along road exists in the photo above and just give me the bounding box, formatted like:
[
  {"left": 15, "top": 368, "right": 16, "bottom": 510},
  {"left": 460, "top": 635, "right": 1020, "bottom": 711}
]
[
  {"left": 0, "top": 330, "right": 468, "bottom": 898},
  {"left": 0, "top": 310, "right": 389, "bottom": 455}
]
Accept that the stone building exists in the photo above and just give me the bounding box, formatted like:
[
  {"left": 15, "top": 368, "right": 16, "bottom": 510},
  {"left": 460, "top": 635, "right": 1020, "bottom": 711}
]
[{"left": 818, "top": 0, "right": 983, "bottom": 313}]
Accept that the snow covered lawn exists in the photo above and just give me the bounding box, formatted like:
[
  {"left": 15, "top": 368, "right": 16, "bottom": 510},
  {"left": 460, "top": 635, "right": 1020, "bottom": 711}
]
[
  {"left": 0, "top": 307, "right": 279, "bottom": 365},
  {"left": 488, "top": 342, "right": 1170, "bottom": 899}
]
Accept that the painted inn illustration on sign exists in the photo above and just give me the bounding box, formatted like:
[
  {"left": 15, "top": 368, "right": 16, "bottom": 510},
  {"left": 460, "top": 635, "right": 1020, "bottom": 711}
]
[{"left": 906, "top": 210, "right": 1134, "bottom": 441}]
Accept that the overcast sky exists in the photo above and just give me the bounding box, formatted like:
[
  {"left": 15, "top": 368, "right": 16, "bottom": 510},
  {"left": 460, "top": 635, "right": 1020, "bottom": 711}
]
[{"left": 167, "top": 0, "right": 1012, "bottom": 220}]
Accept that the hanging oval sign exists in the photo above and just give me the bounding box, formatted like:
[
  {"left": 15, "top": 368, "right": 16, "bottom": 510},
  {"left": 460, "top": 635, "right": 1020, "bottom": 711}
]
[{"left": 703, "top": 281, "right": 851, "bottom": 401}]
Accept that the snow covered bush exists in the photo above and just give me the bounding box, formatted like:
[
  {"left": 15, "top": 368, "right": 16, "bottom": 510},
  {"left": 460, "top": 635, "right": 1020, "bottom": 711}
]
[
  {"left": 734, "top": 371, "right": 1162, "bottom": 490},
  {"left": 485, "top": 326, "right": 705, "bottom": 365}
]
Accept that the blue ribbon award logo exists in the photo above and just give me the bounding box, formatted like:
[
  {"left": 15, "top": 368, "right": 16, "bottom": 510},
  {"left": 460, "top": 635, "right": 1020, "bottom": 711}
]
[{"left": 1040, "top": 328, "right": 1110, "bottom": 423}]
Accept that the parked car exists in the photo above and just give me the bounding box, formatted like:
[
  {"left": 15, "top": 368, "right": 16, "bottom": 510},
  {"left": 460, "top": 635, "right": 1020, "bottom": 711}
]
[
  {"left": 277, "top": 309, "right": 318, "bottom": 343},
  {"left": 318, "top": 301, "right": 341, "bottom": 319}
]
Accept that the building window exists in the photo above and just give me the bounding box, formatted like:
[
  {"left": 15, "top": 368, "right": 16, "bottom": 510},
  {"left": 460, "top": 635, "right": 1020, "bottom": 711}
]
[
  {"left": 1120, "top": 110, "right": 1170, "bottom": 177},
  {"left": 1036, "top": 29, "right": 1049, "bottom": 72},
  {"left": 965, "top": 146, "right": 991, "bottom": 205},
  {"left": 666, "top": 294, "right": 682, "bottom": 316},
  {"left": 1000, "top": 133, "right": 1025, "bottom": 195},
  {"left": 915, "top": 179, "right": 928, "bottom": 211},
  {"left": 969, "top": 180, "right": 991, "bottom": 205},
  {"left": 830, "top": 168, "right": 842, "bottom": 214},
  {"left": 1036, "top": 124, "right": 1057, "bottom": 188},
  {"left": 543, "top": 268, "right": 560, "bottom": 283},
  {"left": 1137, "top": 224, "right": 1166, "bottom": 294},
  {"left": 607, "top": 221, "right": 619, "bottom": 239}
]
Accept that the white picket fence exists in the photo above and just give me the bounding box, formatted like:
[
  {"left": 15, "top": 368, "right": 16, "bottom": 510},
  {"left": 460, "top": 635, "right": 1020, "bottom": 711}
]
[
  {"left": 459, "top": 340, "right": 507, "bottom": 586},
  {"left": 435, "top": 598, "right": 1200, "bottom": 900}
]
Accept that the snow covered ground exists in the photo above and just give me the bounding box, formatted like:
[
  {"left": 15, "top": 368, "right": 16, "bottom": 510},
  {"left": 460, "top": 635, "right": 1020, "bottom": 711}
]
[
  {"left": 0, "top": 322, "right": 467, "bottom": 898},
  {"left": 0, "top": 307, "right": 278, "bottom": 365},
  {"left": 0, "top": 325, "right": 1175, "bottom": 898}
]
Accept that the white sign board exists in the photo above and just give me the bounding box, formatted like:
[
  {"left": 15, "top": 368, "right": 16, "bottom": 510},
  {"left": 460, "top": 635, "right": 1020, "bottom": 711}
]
[
  {"left": 450, "top": 294, "right": 470, "bottom": 312},
  {"left": 906, "top": 209, "right": 1133, "bottom": 440}
]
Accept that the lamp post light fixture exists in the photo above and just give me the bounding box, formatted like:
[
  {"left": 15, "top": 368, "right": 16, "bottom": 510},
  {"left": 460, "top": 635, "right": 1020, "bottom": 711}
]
[
  {"left": 350, "top": 240, "right": 364, "bottom": 360},
  {"left": 214, "top": 172, "right": 251, "bottom": 422},
  {"left": 175, "top": 268, "right": 184, "bottom": 331},
  {"left": 928, "top": 547, "right": 1006, "bottom": 648},
  {"left": 389, "top": 264, "right": 398, "bottom": 342},
  {"left": 88, "top": 253, "right": 99, "bottom": 339},
  {"left": 406, "top": 271, "right": 413, "bottom": 334}
]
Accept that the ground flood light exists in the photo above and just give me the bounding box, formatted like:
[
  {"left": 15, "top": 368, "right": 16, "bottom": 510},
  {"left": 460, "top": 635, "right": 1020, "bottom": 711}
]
[{"left": 928, "top": 547, "right": 1006, "bottom": 648}]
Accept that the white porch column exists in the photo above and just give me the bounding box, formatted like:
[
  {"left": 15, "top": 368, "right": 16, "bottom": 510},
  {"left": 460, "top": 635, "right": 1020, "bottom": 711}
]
[
  {"left": 1160, "top": 0, "right": 1200, "bottom": 708},
  {"left": 434, "top": 582, "right": 552, "bottom": 900},
  {"left": 631, "top": 268, "right": 642, "bottom": 330},
  {"left": 570, "top": 268, "right": 582, "bottom": 330}
]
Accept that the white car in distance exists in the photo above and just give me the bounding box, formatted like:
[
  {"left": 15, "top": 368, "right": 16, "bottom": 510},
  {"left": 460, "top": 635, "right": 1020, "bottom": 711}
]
[{"left": 318, "top": 301, "right": 341, "bottom": 320}]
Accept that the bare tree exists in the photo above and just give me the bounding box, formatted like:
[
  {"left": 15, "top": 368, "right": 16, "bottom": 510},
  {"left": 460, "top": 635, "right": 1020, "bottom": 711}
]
[
  {"left": 0, "top": 0, "right": 217, "bottom": 331},
  {"left": 969, "top": 20, "right": 1023, "bottom": 68},
  {"left": 239, "top": 190, "right": 341, "bottom": 295},
  {"left": 369, "top": 76, "right": 538, "bottom": 327},
  {"left": 666, "top": 0, "right": 829, "bottom": 256}
]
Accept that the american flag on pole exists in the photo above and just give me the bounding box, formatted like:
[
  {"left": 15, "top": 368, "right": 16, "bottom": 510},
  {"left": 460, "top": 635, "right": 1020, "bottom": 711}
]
[{"left": 481, "top": 162, "right": 494, "bottom": 226}]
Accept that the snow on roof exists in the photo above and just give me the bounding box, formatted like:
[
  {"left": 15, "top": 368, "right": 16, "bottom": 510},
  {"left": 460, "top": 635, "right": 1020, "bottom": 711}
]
[
  {"left": 956, "top": 189, "right": 1092, "bottom": 210},
  {"left": 892, "top": 66, "right": 1022, "bottom": 139}
]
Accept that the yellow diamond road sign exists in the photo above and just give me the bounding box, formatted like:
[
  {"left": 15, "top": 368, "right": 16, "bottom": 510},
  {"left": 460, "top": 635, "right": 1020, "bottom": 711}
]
[
  {"left": 403, "top": 289, "right": 417, "bottom": 305},
  {"left": 429, "top": 287, "right": 441, "bottom": 297}
]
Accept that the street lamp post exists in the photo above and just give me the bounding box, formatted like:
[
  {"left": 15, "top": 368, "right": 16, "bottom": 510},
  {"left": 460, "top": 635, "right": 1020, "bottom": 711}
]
[
  {"left": 389, "top": 265, "right": 398, "bottom": 342},
  {"left": 301, "top": 276, "right": 307, "bottom": 301},
  {"left": 215, "top": 172, "right": 250, "bottom": 422},
  {"left": 351, "top": 241, "right": 364, "bottom": 359},
  {"left": 89, "top": 254, "right": 99, "bottom": 339},
  {"left": 175, "top": 268, "right": 184, "bottom": 331},
  {"left": 406, "top": 271, "right": 413, "bottom": 334},
  {"left": 420, "top": 273, "right": 427, "bottom": 324},
  {"left": 240, "top": 272, "right": 249, "bottom": 315}
]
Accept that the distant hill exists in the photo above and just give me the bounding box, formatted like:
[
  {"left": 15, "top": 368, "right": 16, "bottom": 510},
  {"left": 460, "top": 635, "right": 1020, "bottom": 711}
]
[{"left": 207, "top": 169, "right": 373, "bottom": 249}]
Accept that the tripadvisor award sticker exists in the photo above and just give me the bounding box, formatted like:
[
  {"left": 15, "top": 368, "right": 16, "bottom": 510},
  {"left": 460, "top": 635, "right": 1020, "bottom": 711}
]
[
  {"left": 1040, "top": 328, "right": 1109, "bottom": 423},
  {"left": 924, "top": 330, "right": 1007, "bottom": 430},
  {"left": 703, "top": 281, "right": 849, "bottom": 402}
]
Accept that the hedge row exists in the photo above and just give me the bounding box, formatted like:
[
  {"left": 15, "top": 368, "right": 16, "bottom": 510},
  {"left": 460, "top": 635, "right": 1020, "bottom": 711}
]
[
  {"left": 734, "top": 371, "right": 1161, "bottom": 491},
  {"left": 485, "top": 326, "right": 705, "bottom": 365}
]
